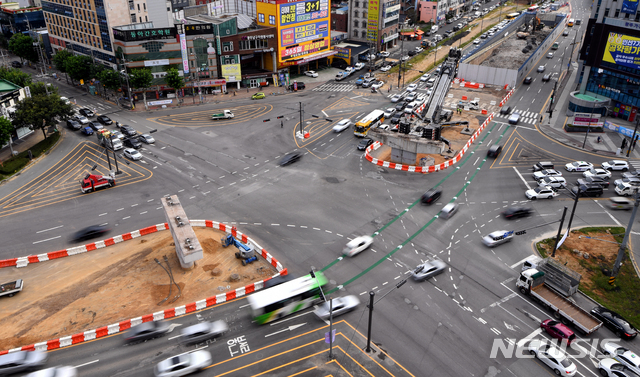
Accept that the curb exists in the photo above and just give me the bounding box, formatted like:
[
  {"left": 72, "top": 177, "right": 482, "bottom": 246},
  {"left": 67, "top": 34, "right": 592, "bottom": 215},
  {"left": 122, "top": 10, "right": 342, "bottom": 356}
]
[
  {"left": 0, "top": 220, "right": 286, "bottom": 355},
  {"left": 364, "top": 113, "right": 495, "bottom": 173}
]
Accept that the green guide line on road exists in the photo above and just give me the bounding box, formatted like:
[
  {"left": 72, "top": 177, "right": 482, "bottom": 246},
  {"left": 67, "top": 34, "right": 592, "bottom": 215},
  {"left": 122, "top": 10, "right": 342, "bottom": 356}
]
[{"left": 325, "top": 121, "right": 506, "bottom": 293}]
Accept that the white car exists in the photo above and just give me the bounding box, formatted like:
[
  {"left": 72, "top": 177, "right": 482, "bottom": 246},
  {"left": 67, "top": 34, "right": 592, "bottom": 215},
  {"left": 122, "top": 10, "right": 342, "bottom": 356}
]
[
  {"left": 154, "top": 350, "right": 212, "bottom": 377},
  {"left": 528, "top": 341, "right": 577, "bottom": 376},
  {"left": 565, "top": 161, "right": 593, "bottom": 172},
  {"left": 139, "top": 134, "right": 155, "bottom": 144},
  {"left": 354, "top": 63, "right": 365, "bottom": 70},
  {"left": 473, "top": 38, "right": 481, "bottom": 44},
  {"left": 380, "top": 51, "right": 390, "bottom": 57},
  {"left": 372, "top": 81, "right": 384, "bottom": 89},
  {"left": 332, "top": 119, "right": 352, "bottom": 133},
  {"left": 407, "top": 83, "right": 418, "bottom": 92},
  {"left": 25, "top": 366, "right": 77, "bottom": 377},
  {"left": 537, "top": 65, "right": 546, "bottom": 72},
  {"left": 526, "top": 186, "right": 557, "bottom": 200},
  {"left": 401, "top": 55, "right": 410, "bottom": 61},
  {"left": 584, "top": 167, "right": 612, "bottom": 179},
  {"left": 75, "top": 115, "right": 90, "bottom": 125},
  {"left": 380, "top": 65, "right": 392, "bottom": 72},
  {"left": 598, "top": 358, "right": 638, "bottom": 377},
  {"left": 602, "top": 343, "right": 640, "bottom": 375},
  {"left": 303, "top": 70, "right": 318, "bottom": 78},
  {"left": 345, "top": 66, "right": 354, "bottom": 73},
  {"left": 482, "top": 230, "right": 514, "bottom": 247},
  {"left": 390, "top": 94, "right": 403, "bottom": 103},
  {"left": 420, "top": 74, "right": 431, "bottom": 82},
  {"left": 538, "top": 176, "right": 566, "bottom": 188},
  {"left": 602, "top": 160, "right": 630, "bottom": 171},
  {"left": 384, "top": 108, "right": 396, "bottom": 118},
  {"left": 343, "top": 235, "right": 373, "bottom": 257},
  {"left": 415, "top": 47, "right": 424, "bottom": 53},
  {"left": 314, "top": 295, "right": 360, "bottom": 319},
  {"left": 532, "top": 169, "right": 563, "bottom": 181},
  {"left": 378, "top": 124, "right": 390, "bottom": 131},
  {"left": 123, "top": 148, "right": 142, "bottom": 160}
]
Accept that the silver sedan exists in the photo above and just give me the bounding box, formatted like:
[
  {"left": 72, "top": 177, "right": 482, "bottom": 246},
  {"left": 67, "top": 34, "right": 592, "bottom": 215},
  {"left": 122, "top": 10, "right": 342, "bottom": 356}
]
[
  {"left": 482, "top": 230, "right": 514, "bottom": 247},
  {"left": 314, "top": 295, "right": 361, "bottom": 319},
  {"left": 411, "top": 260, "right": 446, "bottom": 281}
]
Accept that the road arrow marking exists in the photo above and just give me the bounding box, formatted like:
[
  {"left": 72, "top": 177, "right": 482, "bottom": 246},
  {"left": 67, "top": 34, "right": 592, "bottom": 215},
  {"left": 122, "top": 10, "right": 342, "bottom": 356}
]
[{"left": 265, "top": 323, "right": 306, "bottom": 338}]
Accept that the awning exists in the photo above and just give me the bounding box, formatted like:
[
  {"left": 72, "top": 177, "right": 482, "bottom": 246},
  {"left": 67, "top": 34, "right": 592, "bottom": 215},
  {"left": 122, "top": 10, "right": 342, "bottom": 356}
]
[{"left": 281, "top": 50, "right": 338, "bottom": 66}]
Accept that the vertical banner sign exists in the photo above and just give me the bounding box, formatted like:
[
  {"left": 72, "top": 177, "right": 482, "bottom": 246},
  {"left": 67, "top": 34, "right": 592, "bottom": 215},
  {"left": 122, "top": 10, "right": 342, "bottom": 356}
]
[
  {"left": 273, "top": 73, "right": 280, "bottom": 87},
  {"left": 177, "top": 24, "right": 189, "bottom": 74},
  {"left": 622, "top": 0, "right": 639, "bottom": 14},
  {"left": 368, "top": 0, "right": 379, "bottom": 43},
  {"left": 285, "top": 73, "right": 290, "bottom": 87}
]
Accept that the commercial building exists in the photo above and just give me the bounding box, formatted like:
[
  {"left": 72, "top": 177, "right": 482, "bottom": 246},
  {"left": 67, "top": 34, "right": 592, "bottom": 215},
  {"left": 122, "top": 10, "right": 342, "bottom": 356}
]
[
  {"left": 418, "top": 1, "right": 438, "bottom": 24},
  {"left": 347, "top": 0, "right": 400, "bottom": 51},
  {"left": 575, "top": 1, "right": 640, "bottom": 121},
  {"left": 0, "top": 4, "right": 45, "bottom": 34}
]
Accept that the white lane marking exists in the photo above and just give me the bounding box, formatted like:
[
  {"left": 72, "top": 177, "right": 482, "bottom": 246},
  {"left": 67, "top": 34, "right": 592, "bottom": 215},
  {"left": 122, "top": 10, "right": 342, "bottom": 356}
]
[
  {"left": 36, "top": 225, "right": 64, "bottom": 233},
  {"left": 516, "top": 328, "right": 543, "bottom": 347},
  {"left": 513, "top": 167, "right": 531, "bottom": 190},
  {"left": 75, "top": 359, "right": 100, "bottom": 368},
  {"left": 33, "top": 236, "right": 62, "bottom": 244}
]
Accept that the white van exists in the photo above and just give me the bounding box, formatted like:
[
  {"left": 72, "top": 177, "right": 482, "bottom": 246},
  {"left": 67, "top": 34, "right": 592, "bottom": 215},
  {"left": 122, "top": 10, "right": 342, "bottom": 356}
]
[
  {"left": 433, "top": 34, "right": 443, "bottom": 42},
  {"left": 431, "top": 25, "right": 439, "bottom": 33},
  {"left": 404, "top": 101, "right": 418, "bottom": 114}
]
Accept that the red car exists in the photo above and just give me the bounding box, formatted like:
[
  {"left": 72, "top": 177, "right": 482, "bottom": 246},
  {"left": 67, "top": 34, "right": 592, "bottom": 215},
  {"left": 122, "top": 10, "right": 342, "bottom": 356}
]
[{"left": 541, "top": 319, "right": 576, "bottom": 345}]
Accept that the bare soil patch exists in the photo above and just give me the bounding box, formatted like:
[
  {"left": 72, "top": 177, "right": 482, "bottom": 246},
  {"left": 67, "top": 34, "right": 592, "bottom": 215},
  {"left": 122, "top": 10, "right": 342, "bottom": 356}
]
[{"left": 0, "top": 227, "right": 278, "bottom": 350}]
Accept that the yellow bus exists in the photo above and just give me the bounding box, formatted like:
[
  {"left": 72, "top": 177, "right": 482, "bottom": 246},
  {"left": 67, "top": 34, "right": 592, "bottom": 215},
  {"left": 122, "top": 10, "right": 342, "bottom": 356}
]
[
  {"left": 505, "top": 12, "right": 520, "bottom": 20},
  {"left": 354, "top": 110, "right": 385, "bottom": 137}
]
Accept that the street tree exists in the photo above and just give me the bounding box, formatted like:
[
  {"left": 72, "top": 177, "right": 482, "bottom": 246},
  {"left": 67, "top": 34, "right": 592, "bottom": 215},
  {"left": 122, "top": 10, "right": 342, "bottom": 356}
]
[
  {"left": 52, "top": 49, "right": 73, "bottom": 84},
  {"left": 8, "top": 34, "right": 38, "bottom": 64},
  {"left": 65, "top": 55, "right": 93, "bottom": 84},
  {"left": 30, "top": 82, "right": 58, "bottom": 97},
  {"left": 11, "top": 95, "right": 74, "bottom": 139},
  {"left": 0, "top": 117, "right": 13, "bottom": 153},
  {"left": 164, "top": 67, "right": 184, "bottom": 98},
  {"left": 97, "top": 69, "right": 121, "bottom": 99},
  {"left": 129, "top": 68, "right": 153, "bottom": 110},
  {"left": 0, "top": 67, "right": 32, "bottom": 87}
]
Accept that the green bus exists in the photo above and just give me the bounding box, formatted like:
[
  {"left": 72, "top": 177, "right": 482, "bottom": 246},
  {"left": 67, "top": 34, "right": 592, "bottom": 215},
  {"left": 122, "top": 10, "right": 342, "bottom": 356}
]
[{"left": 247, "top": 272, "right": 328, "bottom": 324}]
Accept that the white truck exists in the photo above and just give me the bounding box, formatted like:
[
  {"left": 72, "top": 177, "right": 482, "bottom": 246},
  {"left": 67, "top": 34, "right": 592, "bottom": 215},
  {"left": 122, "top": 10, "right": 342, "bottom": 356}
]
[
  {"left": 0, "top": 279, "right": 23, "bottom": 297},
  {"left": 516, "top": 268, "right": 602, "bottom": 335},
  {"left": 458, "top": 99, "right": 479, "bottom": 110},
  {"left": 615, "top": 182, "right": 638, "bottom": 196},
  {"left": 211, "top": 110, "right": 234, "bottom": 120},
  {"left": 96, "top": 129, "right": 123, "bottom": 151}
]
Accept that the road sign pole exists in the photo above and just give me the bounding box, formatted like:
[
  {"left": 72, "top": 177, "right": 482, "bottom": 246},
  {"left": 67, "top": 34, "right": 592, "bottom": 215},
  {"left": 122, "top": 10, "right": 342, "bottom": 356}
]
[{"left": 552, "top": 206, "right": 568, "bottom": 257}]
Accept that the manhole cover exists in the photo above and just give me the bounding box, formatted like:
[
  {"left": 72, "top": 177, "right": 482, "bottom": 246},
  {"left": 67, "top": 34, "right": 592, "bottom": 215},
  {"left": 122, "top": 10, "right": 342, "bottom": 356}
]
[{"left": 325, "top": 177, "right": 339, "bottom": 184}]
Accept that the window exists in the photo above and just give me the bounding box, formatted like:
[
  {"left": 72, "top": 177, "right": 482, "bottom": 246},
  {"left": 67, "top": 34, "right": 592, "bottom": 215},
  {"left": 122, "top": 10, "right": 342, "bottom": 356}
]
[
  {"left": 355, "top": 1, "right": 359, "bottom": 7},
  {"left": 258, "top": 13, "right": 265, "bottom": 22},
  {"left": 354, "top": 11, "right": 359, "bottom": 17},
  {"left": 363, "top": 11, "right": 367, "bottom": 18},
  {"left": 137, "top": 3, "right": 140, "bottom": 10},
  {"left": 614, "top": 9, "right": 619, "bottom": 17},
  {"left": 143, "top": 3, "right": 146, "bottom": 9},
  {"left": 361, "top": 30, "right": 367, "bottom": 37},
  {"left": 269, "top": 15, "right": 275, "bottom": 24},
  {"left": 354, "top": 20, "right": 359, "bottom": 27},
  {"left": 222, "top": 41, "right": 233, "bottom": 52},
  {"left": 604, "top": 7, "right": 609, "bottom": 16},
  {"left": 363, "top": 21, "right": 367, "bottom": 28}
]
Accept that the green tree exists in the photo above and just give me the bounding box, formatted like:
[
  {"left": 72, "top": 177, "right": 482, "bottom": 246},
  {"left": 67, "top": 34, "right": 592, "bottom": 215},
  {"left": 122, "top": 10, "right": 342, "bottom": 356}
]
[
  {"left": 65, "top": 55, "right": 93, "bottom": 84},
  {"left": 11, "top": 95, "right": 74, "bottom": 139},
  {"left": 129, "top": 68, "right": 153, "bottom": 110},
  {"left": 8, "top": 34, "right": 38, "bottom": 63},
  {"left": 0, "top": 67, "right": 32, "bottom": 87},
  {"left": 0, "top": 117, "right": 13, "bottom": 153},
  {"left": 30, "top": 82, "right": 58, "bottom": 97},
  {"left": 164, "top": 67, "right": 184, "bottom": 96},
  {"left": 52, "top": 49, "right": 73, "bottom": 84},
  {"left": 97, "top": 69, "right": 121, "bottom": 98}
]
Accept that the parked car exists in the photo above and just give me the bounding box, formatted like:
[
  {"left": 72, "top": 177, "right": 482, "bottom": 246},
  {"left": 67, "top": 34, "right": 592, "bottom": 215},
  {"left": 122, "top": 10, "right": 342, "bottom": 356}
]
[
  {"left": 526, "top": 186, "right": 557, "bottom": 199},
  {"left": 380, "top": 65, "right": 392, "bottom": 72},
  {"left": 11, "top": 60, "right": 22, "bottom": 68},
  {"left": 71, "top": 225, "right": 109, "bottom": 242},
  {"left": 120, "top": 125, "right": 137, "bottom": 137},
  {"left": 411, "top": 260, "right": 446, "bottom": 281},
  {"left": 332, "top": 119, "right": 353, "bottom": 133},
  {"left": 139, "top": 134, "right": 155, "bottom": 144},
  {"left": 288, "top": 82, "right": 305, "bottom": 90},
  {"left": 0, "top": 350, "right": 47, "bottom": 375},
  {"left": 79, "top": 108, "right": 95, "bottom": 117},
  {"left": 591, "top": 306, "right": 638, "bottom": 339},
  {"left": 584, "top": 167, "right": 612, "bottom": 179},
  {"left": 527, "top": 341, "right": 577, "bottom": 376},
  {"left": 154, "top": 349, "right": 212, "bottom": 377},
  {"left": 565, "top": 161, "right": 593, "bottom": 172},
  {"left": 123, "top": 148, "right": 142, "bottom": 160},
  {"left": 124, "top": 321, "right": 170, "bottom": 343},
  {"left": 97, "top": 115, "right": 113, "bottom": 125},
  {"left": 314, "top": 295, "right": 360, "bottom": 319},
  {"left": 482, "top": 230, "right": 514, "bottom": 247},
  {"left": 357, "top": 138, "right": 373, "bottom": 150},
  {"left": 502, "top": 206, "right": 532, "bottom": 219},
  {"left": 124, "top": 138, "right": 142, "bottom": 149},
  {"left": 279, "top": 151, "right": 302, "bottom": 166},
  {"left": 538, "top": 176, "right": 566, "bottom": 189},
  {"left": 303, "top": 70, "right": 318, "bottom": 77},
  {"left": 541, "top": 319, "right": 576, "bottom": 345},
  {"left": 343, "top": 235, "right": 373, "bottom": 257},
  {"left": 180, "top": 320, "right": 228, "bottom": 345},
  {"left": 602, "top": 160, "right": 629, "bottom": 171},
  {"left": 602, "top": 342, "right": 640, "bottom": 375}
]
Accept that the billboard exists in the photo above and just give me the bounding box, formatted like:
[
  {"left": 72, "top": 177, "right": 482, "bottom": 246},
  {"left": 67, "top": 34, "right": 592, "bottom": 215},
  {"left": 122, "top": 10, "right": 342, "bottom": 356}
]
[
  {"left": 602, "top": 32, "right": 640, "bottom": 71},
  {"left": 279, "top": 0, "right": 329, "bottom": 26},
  {"left": 622, "top": 0, "right": 639, "bottom": 14},
  {"left": 279, "top": 20, "right": 330, "bottom": 61},
  {"left": 368, "top": 0, "right": 379, "bottom": 43},
  {"left": 221, "top": 63, "right": 242, "bottom": 82},
  {"left": 333, "top": 46, "right": 350, "bottom": 60}
]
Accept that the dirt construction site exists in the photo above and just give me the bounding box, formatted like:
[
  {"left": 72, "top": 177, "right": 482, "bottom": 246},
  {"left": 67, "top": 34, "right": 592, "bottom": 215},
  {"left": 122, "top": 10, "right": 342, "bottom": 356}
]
[
  {"left": 476, "top": 29, "right": 552, "bottom": 69},
  {"left": 0, "top": 226, "right": 278, "bottom": 350}
]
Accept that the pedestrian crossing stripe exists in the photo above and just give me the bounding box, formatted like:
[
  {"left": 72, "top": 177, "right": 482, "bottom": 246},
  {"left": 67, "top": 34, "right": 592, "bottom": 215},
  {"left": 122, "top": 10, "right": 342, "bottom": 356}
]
[{"left": 313, "top": 84, "right": 356, "bottom": 92}]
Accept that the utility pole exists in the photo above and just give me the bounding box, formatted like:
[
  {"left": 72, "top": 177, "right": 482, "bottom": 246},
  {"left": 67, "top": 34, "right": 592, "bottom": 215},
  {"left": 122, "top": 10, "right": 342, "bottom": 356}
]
[
  {"left": 626, "top": 117, "right": 639, "bottom": 157},
  {"left": 611, "top": 193, "right": 640, "bottom": 278},
  {"left": 299, "top": 102, "right": 304, "bottom": 135},
  {"left": 548, "top": 81, "right": 557, "bottom": 120},
  {"left": 565, "top": 187, "right": 581, "bottom": 233},
  {"left": 552, "top": 206, "right": 568, "bottom": 258},
  {"left": 365, "top": 291, "right": 375, "bottom": 352},
  {"left": 397, "top": 24, "right": 405, "bottom": 89}
]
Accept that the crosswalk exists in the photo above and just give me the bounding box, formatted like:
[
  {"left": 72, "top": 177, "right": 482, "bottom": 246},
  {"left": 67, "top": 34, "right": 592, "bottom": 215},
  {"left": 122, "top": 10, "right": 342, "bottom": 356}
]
[
  {"left": 630, "top": 160, "right": 640, "bottom": 170},
  {"left": 493, "top": 109, "right": 539, "bottom": 125},
  {"left": 312, "top": 83, "right": 356, "bottom": 92}
]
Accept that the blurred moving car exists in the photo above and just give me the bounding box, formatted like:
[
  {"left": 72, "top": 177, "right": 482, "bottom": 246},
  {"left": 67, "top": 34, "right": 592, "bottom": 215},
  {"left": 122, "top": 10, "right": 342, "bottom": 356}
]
[
  {"left": 333, "top": 119, "right": 353, "bottom": 133},
  {"left": 252, "top": 92, "right": 266, "bottom": 100},
  {"left": 71, "top": 225, "right": 109, "bottom": 242},
  {"left": 440, "top": 203, "right": 458, "bottom": 219},
  {"left": 343, "top": 235, "right": 373, "bottom": 257},
  {"left": 79, "top": 108, "right": 95, "bottom": 117},
  {"left": 482, "top": 230, "right": 514, "bottom": 247},
  {"left": 279, "top": 152, "right": 302, "bottom": 166},
  {"left": 180, "top": 320, "right": 228, "bottom": 345},
  {"left": 0, "top": 350, "right": 48, "bottom": 375},
  {"left": 124, "top": 321, "right": 170, "bottom": 343},
  {"left": 502, "top": 206, "right": 532, "bottom": 219},
  {"left": 154, "top": 350, "right": 212, "bottom": 377},
  {"left": 411, "top": 260, "right": 446, "bottom": 281},
  {"left": 421, "top": 188, "right": 442, "bottom": 205},
  {"left": 314, "top": 295, "right": 360, "bottom": 319},
  {"left": 25, "top": 366, "right": 78, "bottom": 377}
]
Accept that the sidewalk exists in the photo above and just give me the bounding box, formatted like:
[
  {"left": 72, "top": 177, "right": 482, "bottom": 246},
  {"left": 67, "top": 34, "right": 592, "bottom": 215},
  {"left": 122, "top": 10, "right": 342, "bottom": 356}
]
[
  {"left": 537, "top": 64, "right": 640, "bottom": 160},
  {"left": 0, "top": 129, "right": 51, "bottom": 165}
]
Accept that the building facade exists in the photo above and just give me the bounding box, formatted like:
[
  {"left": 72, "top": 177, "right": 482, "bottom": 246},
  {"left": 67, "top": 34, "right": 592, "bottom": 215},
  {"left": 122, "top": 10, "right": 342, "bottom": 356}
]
[
  {"left": 576, "top": 0, "right": 640, "bottom": 122},
  {"left": 0, "top": 4, "right": 45, "bottom": 34},
  {"left": 347, "top": 0, "right": 399, "bottom": 51},
  {"left": 418, "top": 1, "right": 437, "bottom": 24}
]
